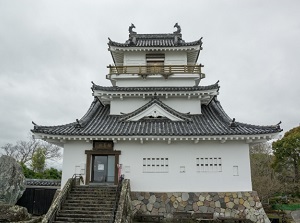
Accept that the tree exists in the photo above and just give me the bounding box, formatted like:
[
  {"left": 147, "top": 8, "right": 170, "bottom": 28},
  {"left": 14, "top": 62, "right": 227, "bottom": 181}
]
[
  {"left": 250, "top": 142, "right": 281, "bottom": 200},
  {"left": 1, "top": 134, "right": 61, "bottom": 166},
  {"left": 31, "top": 148, "right": 46, "bottom": 173},
  {"left": 272, "top": 126, "right": 300, "bottom": 183}
]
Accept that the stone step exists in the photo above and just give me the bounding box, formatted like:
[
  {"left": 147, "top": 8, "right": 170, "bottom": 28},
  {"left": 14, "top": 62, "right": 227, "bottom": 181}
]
[
  {"left": 72, "top": 186, "right": 116, "bottom": 191},
  {"left": 56, "top": 212, "right": 113, "bottom": 218},
  {"left": 54, "top": 221, "right": 111, "bottom": 223},
  {"left": 68, "top": 193, "right": 116, "bottom": 199},
  {"left": 58, "top": 210, "right": 113, "bottom": 215},
  {"left": 52, "top": 185, "right": 117, "bottom": 222},
  {"left": 55, "top": 216, "right": 112, "bottom": 222},
  {"left": 63, "top": 202, "right": 114, "bottom": 208},
  {"left": 70, "top": 193, "right": 115, "bottom": 197},
  {"left": 61, "top": 205, "right": 114, "bottom": 211},
  {"left": 65, "top": 200, "right": 115, "bottom": 205}
]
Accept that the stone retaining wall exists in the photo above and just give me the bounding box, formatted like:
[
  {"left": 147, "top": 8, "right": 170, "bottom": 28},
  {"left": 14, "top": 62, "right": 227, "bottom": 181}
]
[{"left": 131, "top": 191, "right": 270, "bottom": 223}]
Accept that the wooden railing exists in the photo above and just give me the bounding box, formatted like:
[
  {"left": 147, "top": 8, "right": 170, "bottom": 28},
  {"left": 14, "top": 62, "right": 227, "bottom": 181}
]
[{"left": 107, "top": 64, "right": 203, "bottom": 75}]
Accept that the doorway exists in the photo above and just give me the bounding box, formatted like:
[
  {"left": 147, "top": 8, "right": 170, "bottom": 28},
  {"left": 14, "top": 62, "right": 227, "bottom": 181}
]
[{"left": 91, "top": 155, "right": 115, "bottom": 183}]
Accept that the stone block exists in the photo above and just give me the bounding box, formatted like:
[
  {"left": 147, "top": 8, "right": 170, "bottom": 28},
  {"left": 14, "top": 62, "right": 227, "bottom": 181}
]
[
  {"left": 153, "top": 201, "right": 160, "bottom": 209},
  {"left": 170, "top": 195, "right": 176, "bottom": 202},
  {"left": 215, "top": 201, "right": 221, "bottom": 208},
  {"left": 199, "top": 206, "right": 208, "bottom": 213},
  {"left": 159, "top": 207, "right": 166, "bottom": 213},
  {"left": 152, "top": 208, "right": 159, "bottom": 215},
  {"left": 173, "top": 200, "right": 178, "bottom": 208},
  {"left": 149, "top": 195, "right": 156, "bottom": 204},
  {"left": 0, "top": 156, "right": 26, "bottom": 205},
  {"left": 182, "top": 192, "right": 189, "bottom": 201},
  {"left": 193, "top": 202, "right": 199, "bottom": 211},
  {"left": 234, "top": 198, "right": 239, "bottom": 204},
  {"left": 243, "top": 200, "right": 251, "bottom": 209},
  {"left": 226, "top": 202, "right": 234, "bottom": 209},
  {"left": 144, "top": 192, "right": 150, "bottom": 199},
  {"left": 180, "top": 200, "right": 188, "bottom": 207},
  {"left": 147, "top": 203, "right": 153, "bottom": 211},
  {"left": 250, "top": 200, "right": 255, "bottom": 207},
  {"left": 224, "top": 196, "right": 230, "bottom": 203},
  {"left": 199, "top": 195, "right": 205, "bottom": 202},
  {"left": 207, "top": 207, "right": 215, "bottom": 213},
  {"left": 0, "top": 204, "right": 30, "bottom": 222},
  {"left": 132, "top": 200, "right": 141, "bottom": 206}
]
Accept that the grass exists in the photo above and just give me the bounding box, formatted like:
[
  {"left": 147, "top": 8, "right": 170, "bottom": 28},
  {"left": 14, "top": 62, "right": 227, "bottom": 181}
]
[{"left": 272, "top": 203, "right": 300, "bottom": 211}]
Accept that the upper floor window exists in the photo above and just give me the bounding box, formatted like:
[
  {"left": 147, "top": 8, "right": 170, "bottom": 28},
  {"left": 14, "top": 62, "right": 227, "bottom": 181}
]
[
  {"left": 146, "top": 54, "right": 165, "bottom": 66},
  {"left": 146, "top": 54, "right": 165, "bottom": 73}
]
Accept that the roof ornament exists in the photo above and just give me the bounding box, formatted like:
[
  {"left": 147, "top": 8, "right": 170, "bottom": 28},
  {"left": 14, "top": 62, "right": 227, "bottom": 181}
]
[
  {"left": 75, "top": 119, "right": 82, "bottom": 129},
  {"left": 129, "top": 23, "right": 136, "bottom": 34},
  {"left": 32, "top": 121, "right": 37, "bottom": 126},
  {"left": 276, "top": 121, "right": 282, "bottom": 130},
  {"left": 173, "top": 23, "right": 181, "bottom": 34},
  {"left": 229, "top": 118, "right": 238, "bottom": 128},
  {"left": 91, "top": 81, "right": 95, "bottom": 92}
]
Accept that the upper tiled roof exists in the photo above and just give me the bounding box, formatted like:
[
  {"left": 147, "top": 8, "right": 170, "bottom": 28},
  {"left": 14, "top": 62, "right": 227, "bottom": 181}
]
[
  {"left": 92, "top": 83, "right": 219, "bottom": 92},
  {"left": 108, "top": 33, "right": 203, "bottom": 48},
  {"left": 32, "top": 97, "right": 282, "bottom": 137}
]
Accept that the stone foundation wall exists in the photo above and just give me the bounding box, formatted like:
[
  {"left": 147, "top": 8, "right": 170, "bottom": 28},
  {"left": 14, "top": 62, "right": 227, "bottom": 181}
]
[{"left": 131, "top": 191, "right": 270, "bottom": 223}]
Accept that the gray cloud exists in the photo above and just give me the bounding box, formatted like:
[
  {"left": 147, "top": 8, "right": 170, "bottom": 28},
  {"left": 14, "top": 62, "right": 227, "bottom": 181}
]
[{"left": 0, "top": 0, "right": 299, "bottom": 146}]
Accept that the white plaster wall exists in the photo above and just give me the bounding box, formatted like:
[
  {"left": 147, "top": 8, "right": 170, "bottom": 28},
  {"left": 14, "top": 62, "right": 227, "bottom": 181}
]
[
  {"left": 164, "top": 51, "right": 187, "bottom": 65},
  {"left": 61, "top": 141, "right": 92, "bottom": 187},
  {"left": 110, "top": 97, "right": 201, "bottom": 115},
  {"left": 116, "top": 141, "right": 252, "bottom": 192},
  {"left": 124, "top": 52, "right": 146, "bottom": 66}
]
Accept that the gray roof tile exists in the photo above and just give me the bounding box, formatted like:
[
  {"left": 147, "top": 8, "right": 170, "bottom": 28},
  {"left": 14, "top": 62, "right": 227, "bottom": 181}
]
[
  {"left": 108, "top": 33, "right": 203, "bottom": 48},
  {"left": 92, "top": 83, "right": 219, "bottom": 92},
  {"left": 32, "top": 97, "right": 282, "bottom": 137}
]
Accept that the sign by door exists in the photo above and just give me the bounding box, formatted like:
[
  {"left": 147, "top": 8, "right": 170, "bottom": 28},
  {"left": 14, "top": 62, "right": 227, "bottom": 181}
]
[{"left": 98, "top": 164, "right": 105, "bottom": 171}]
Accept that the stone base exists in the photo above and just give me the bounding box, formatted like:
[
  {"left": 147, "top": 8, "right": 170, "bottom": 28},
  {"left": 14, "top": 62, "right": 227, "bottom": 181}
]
[
  {"left": 0, "top": 204, "right": 31, "bottom": 222},
  {"left": 131, "top": 191, "right": 270, "bottom": 223}
]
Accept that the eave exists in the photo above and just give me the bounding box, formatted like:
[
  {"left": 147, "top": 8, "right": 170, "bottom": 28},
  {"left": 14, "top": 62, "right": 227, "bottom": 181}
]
[
  {"left": 93, "top": 88, "right": 219, "bottom": 105},
  {"left": 33, "top": 133, "right": 280, "bottom": 147}
]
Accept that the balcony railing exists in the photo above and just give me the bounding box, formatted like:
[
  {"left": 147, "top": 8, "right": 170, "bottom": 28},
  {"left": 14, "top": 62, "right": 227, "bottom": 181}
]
[{"left": 107, "top": 65, "right": 203, "bottom": 76}]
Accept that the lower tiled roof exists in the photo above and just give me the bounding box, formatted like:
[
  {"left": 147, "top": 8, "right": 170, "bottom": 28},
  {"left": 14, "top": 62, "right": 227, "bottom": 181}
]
[{"left": 32, "top": 97, "right": 281, "bottom": 137}]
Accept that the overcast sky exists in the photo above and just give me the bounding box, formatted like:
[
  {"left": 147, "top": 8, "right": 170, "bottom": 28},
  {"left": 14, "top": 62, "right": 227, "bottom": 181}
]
[{"left": 0, "top": 0, "right": 299, "bottom": 148}]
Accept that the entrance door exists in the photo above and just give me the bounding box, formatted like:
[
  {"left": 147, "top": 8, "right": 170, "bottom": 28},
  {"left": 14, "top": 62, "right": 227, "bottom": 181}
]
[{"left": 91, "top": 155, "right": 115, "bottom": 183}]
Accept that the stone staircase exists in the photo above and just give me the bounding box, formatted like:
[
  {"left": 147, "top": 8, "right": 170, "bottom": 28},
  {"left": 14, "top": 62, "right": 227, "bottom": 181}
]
[{"left": 53, "top": 185, "right": 117, "bottom": 223}]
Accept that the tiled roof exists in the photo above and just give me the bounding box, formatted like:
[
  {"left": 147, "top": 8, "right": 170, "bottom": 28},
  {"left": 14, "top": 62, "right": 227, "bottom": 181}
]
[
  {"left": 32, "top": 97, "right": 282, "bottom": 137},
  {"left": 108, "top": 33, "right": 203, "bottom": 48},
  {"left": 92, "top": 83, "right": 219, "bottom": 92},
  {"left": 26, "top": 179, "right": 61, "bottom": 187}
]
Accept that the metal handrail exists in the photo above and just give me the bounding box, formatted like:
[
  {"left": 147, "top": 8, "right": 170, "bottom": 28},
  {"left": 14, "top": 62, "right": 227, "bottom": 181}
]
[
  {"left": 42, "top": 174, "right": 83, "bottom": 223},
  {"left": 107, "top": 64, "right": 203, "bottom": 75}
]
